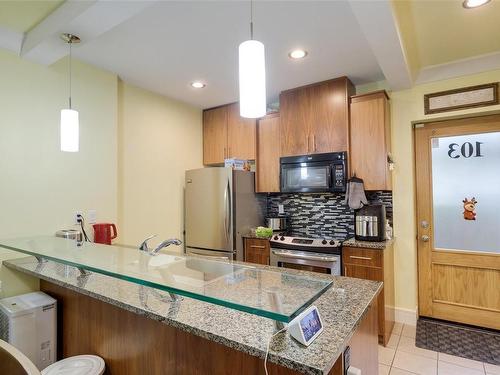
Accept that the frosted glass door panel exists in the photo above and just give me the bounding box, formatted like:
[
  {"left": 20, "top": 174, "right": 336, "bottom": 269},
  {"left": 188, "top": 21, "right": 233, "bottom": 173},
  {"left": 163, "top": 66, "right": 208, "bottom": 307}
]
[{"left": 431, "top": 132, "right": 500, "bottom": 253}]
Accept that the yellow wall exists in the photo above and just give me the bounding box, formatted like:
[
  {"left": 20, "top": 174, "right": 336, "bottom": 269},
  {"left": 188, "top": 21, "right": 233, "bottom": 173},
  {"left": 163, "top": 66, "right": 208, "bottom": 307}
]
[
  {"left": 117, "top": 80, "right": 202, "bottom": 248},
  {"left": 358, "top": 69, "right": 500, "bottom": 315},
  {"left": 0, "top": 49, "right": 118, "bottom": 296}
]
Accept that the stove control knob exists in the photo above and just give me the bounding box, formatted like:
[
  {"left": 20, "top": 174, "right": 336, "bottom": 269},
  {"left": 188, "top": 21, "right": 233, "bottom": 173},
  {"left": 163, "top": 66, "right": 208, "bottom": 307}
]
[
  {"left": 321, "top": 239, "right": 327, "bottom": 245},
  {"left": 329, "top": 240, "right": 336, "bottom": 246},
  {"left": 273, "top": 235, "right": 279, "bottom": 240},
  {"left": 280, "top": 236, "right": 285, "bottom": 241}
]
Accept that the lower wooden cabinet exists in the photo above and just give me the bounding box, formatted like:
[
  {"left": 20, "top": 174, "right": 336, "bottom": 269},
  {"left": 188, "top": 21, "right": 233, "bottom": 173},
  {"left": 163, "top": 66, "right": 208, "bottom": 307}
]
[
  {"left": 244, "top": 238, "right": 270, "bottom": 265},
  {"left": 343, "top": 244, "right": 395, "bottom": 346}
]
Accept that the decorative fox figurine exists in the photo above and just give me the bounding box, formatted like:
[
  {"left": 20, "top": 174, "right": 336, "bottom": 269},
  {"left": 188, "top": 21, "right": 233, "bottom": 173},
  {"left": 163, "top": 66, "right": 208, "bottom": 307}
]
[{"left": 462, "top": 198, "right": 477, "bottom": 221}]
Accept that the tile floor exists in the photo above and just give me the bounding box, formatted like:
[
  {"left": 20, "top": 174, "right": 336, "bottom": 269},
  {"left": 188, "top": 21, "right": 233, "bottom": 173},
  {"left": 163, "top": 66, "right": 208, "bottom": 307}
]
[{"left": 379, "top": 323, "right": 500, "bottom": 375}]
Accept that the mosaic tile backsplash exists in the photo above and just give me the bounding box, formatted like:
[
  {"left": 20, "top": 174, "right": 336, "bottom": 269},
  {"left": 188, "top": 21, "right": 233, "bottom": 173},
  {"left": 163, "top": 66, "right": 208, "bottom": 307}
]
[{"left": 267, "top": 191, "right": 393, "bottom": 240}]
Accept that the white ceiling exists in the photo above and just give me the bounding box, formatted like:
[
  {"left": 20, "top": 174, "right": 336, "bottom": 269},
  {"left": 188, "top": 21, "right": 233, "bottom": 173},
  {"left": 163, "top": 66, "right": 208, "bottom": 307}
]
[{"left": 70, "top": 1, "right": 385, "bottom": 109}]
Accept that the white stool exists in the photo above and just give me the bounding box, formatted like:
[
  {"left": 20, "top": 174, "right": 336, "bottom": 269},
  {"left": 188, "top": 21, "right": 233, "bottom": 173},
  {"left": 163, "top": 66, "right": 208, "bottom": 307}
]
[{"left": 41, "top": 355, "right": 105, "bottom": 375}]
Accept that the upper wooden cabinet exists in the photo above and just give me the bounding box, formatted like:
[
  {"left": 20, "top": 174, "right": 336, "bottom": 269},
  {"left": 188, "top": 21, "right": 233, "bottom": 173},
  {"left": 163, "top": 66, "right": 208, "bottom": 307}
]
[
  {"left": 203, "top": 103, "right": 256, "bottom": 165},
  {"left": 350, "top": 90, "right": 392, "bottom": 190},
  {"left": 227, "top": 103, "right": 256, "bottom": 161},
  {"left": 256, "top": 113, "right": 280, "bottom": 193},
  {"left": 279, "top": 77, "right": 355, "bottom": 157},
  {"left": 203, "top": 106, "right": 228, "bottom": 165}
]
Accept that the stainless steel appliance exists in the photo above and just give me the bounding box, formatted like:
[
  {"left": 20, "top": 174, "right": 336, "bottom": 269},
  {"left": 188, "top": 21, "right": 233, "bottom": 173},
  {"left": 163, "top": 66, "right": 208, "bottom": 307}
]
[
  {"left": 269, "top": 235, "right": 342, "bottom": 275},
  {"left": 355, "top": 204, "right": 387, "bottom": 242},
  {"left": 266, "top": 217, "right": 288, "bottom": 232},
  {"left": 185, "top": 167, "right": 264, "bottom": 261},
  {"left": 280, "top": 152, "right": 347, "bottom": 193}
]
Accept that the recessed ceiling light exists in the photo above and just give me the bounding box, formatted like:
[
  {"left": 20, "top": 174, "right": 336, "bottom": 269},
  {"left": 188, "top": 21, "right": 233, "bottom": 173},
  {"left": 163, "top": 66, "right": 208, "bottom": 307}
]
[
  {"left": 463, "top": 0, "right": 490, "bottom": 8},
  {"left": 191, "top": 81, "right": 206, "bottom": 89},
  {"left": 288, "top": 49, "right": 308, "bottom": 59}
]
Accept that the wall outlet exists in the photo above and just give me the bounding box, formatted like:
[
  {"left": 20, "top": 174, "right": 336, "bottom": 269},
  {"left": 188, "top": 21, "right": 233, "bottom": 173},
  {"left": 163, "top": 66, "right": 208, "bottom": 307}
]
[
  {"left": 74, "top": 210, "right": 83, "bottom": 225},
  {"left": 278, "top": 204, "right": 285, "bottom": 215},
  {"left": 88, "top": 210, "right": 97, "bottom": 224}
]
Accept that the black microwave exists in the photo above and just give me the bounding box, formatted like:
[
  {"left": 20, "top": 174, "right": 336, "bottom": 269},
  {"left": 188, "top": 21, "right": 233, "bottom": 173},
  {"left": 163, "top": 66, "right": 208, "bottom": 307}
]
[{"left": 280, "top": 152, "right": 347, "bottom": 193}]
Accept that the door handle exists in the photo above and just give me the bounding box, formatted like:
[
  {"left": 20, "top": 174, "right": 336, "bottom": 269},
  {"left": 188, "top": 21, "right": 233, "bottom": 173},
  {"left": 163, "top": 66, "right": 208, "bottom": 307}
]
[
  {"left": 421, "top": 235, "right": 430, "bottom": 242},
  {"left": 349, "top": 255, "right": 372, "bottom": 260}
]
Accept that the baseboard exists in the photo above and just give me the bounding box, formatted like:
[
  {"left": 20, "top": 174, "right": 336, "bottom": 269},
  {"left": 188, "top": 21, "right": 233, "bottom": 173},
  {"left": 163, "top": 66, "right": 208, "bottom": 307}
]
[{"left": 395, "top": 307, "right": 418, "bottom": 326}]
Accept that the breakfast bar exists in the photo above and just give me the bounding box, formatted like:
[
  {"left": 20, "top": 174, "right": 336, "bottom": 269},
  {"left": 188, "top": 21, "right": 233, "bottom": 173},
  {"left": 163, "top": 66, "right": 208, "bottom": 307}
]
[{"left": 0, "top": 237, "right": 381, "bottom": 375}]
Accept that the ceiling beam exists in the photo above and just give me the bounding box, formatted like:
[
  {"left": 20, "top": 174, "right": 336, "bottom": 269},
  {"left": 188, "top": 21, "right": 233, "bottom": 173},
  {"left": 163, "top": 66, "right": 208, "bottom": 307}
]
[
  {"left": 0, "top": 26, "right": 23, "bottom": 55},
  {"left": 21, "top": 0, "right": 155, "bottom": 65},
  {"left": 348, "top": 0, "right": 413, "bottom": 90}
]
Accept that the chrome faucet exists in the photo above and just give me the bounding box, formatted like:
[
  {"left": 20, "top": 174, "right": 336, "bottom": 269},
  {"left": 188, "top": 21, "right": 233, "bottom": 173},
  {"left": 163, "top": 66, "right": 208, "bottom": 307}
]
[
  {"left": 139, "top": 235, "right": 182, "bottom": 255},
  {"left": 150, "top": 239, "right": 182, "bottom": 255}
]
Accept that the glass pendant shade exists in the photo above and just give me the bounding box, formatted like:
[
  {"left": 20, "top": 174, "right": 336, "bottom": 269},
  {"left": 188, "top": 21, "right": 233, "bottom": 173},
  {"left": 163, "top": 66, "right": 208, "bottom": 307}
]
[
  {"left": 238, "top": 40, "right": 266, "bottom": 118},
  {"left": 60, "top": 109, "right": 79, "bottom": 152}
]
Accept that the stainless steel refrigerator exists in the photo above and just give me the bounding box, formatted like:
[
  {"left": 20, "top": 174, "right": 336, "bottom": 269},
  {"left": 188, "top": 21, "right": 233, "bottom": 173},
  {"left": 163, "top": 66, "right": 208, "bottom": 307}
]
[{"left": 185, "top": 167, "right": 264, "bottom": 261}]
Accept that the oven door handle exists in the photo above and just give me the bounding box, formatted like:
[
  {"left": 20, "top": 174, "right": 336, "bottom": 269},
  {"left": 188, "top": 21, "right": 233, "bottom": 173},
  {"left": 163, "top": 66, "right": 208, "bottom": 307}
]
[{"left": 271, "top": 250, "right": 338, "bottom": 262}]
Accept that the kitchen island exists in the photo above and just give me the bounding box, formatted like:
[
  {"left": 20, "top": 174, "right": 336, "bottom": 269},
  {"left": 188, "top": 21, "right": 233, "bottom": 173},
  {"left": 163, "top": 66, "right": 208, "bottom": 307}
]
[{"left": 1, "top": 239, "right": 381, "bottom": 375}]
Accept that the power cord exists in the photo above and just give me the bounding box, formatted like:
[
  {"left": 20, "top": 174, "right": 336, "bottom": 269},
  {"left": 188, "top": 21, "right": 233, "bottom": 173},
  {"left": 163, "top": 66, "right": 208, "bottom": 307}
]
[
  {"left": 264, "top": 326, "right": 288, "bottom": 375},
  {"left": 76, "top": 214, "right": 90, "bottom": 242}
]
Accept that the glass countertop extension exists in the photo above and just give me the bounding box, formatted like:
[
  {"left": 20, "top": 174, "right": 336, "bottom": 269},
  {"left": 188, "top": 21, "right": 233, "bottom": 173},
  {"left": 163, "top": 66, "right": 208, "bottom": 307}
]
[{"left": 0, "top": 236, "right": 332, "bottom": 322}]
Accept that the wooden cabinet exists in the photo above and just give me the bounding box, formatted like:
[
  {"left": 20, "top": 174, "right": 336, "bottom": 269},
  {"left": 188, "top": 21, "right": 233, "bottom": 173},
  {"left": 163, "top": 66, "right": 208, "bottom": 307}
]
[
  {"left": 256, "top": 113, "right": 281, "bottom": 193},
  {"left": 280, "top": 77, "right": 355, "bottom": 157},
  {"left": 203, "top": 103, "right": 256, "bottom": 165},
  {"left": 243, "top": 238, "right": 270, "bottom": 265},
  {"left": 350, "top": 90, "right": 392, "bottom": 190},
  {"left": 203, "top": 106, "right": 228, "bottom": 165},
  {"left": 343, "top": 244, "right": 395, "bottom": 346}
]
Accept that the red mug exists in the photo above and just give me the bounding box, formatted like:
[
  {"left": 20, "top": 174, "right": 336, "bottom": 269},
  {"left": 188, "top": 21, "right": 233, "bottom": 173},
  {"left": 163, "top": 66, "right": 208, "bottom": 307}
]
[{"left": 93, "top": 223, "right": 117, "bottom": 245}]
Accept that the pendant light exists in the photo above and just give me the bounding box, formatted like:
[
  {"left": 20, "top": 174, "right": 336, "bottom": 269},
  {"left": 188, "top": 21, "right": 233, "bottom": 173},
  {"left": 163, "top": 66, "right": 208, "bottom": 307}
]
[
  {"left": 238, "top": 0, "right": 266, "bottom": 118},
  {"left": 60, "top": 33, "right": 80, "bottom": 152}
]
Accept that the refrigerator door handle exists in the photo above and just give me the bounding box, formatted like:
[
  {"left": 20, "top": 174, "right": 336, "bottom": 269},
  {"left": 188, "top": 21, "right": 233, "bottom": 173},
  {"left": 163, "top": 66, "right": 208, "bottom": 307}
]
[{"left": 224, "top": 181, "right": 230, "bottom": 245}]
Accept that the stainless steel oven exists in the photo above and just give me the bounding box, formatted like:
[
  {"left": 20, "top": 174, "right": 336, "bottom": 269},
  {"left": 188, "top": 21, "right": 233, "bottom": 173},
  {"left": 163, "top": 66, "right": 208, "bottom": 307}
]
[
  {"left": 269, "top": 236, "right": 342, "bottom": 275},
  {"left": 280, "top": 152, "right": 347, "bottom": 193}
]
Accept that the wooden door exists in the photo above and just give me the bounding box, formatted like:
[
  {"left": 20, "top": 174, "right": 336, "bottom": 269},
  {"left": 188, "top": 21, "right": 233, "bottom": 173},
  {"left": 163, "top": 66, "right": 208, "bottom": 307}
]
[
  {"left": 415, "top": 114, "right": 500, "bottom": 329},
  {"left": 227, "top": 103, "right": 256, "bottom": 160},
  {"left": 350, "top": 91, "right": 392, "bottom": 190},
  {"left": 310, "top": 78, "right": 353, "bottom": 154},
  {"left": 256, "top": 113, "right": 280, "bottom": 193},
  {"left": 203, "top": 106, "right": 228, "bottom": 165},
  {"left": 279, "top": 88, "right": 311, "bottom": 156}
]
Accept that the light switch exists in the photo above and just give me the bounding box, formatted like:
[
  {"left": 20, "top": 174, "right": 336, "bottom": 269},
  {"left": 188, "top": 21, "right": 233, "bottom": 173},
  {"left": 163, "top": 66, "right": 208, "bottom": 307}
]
[{"left": 88, "top": 210, "right": 97, "bottom": 224}]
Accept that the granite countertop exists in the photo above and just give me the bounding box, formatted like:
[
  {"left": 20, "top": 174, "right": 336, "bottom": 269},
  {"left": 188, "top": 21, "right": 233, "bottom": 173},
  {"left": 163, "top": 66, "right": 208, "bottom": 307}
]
[
  {"left": 343, "top": 237, "right": 395, "bottom": 250},
  {"left": 4, "top": 257, "right": 381, "bottom": 375},
  {"left": 242, "top": 234, "right": 271, "bottom": 240}
]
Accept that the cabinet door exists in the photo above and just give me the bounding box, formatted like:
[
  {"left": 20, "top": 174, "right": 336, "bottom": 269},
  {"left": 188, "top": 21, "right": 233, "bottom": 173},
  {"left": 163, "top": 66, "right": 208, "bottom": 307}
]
[
  {"left": 343, "top": 263, "right": 383, "bottom": 281},
  {"left": 256, "top": 114, "right": 280, "bottom": 193},
  {"left": 279, "top": 89, "right": 311, "bottom": 157},
  {"left": 350, "top": 91, "right": 391, "bottom": 190},
  {"left": 227, "top": 103, "right": 256, "bottom": 160},
  {"left": 203, "top": 106, "right": 228, "bottom": 165},
  {"left": 310, "top": 78, "right": 353, "bottom": 153},
  {"left": 244, "top": 239, "right": 270, "bottom": 265}
]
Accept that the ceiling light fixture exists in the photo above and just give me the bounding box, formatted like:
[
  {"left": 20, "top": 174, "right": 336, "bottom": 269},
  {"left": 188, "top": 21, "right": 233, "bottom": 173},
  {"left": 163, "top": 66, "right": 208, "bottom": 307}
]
[
  {"left": 288, "top": 49, "right": 308, "bottom": 59},
  {"left": 191, "top": 81, "right": 206, "bottom": 89},
  {"left": 238, "top": 0, "right": 266, "bottom": 118},
  {"left": 60, "top": 33, "right": 80, "bottom": 152},
  {"left": 462, "top": 0, "right": 491, "bottom": 8}
]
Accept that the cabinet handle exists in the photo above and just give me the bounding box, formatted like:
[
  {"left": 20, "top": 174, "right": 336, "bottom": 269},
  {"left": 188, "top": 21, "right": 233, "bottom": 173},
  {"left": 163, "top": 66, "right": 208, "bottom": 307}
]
[
  {"left": 307, "top": 135, "right": 310, "bottom": 152},
  {"left": 250, "top": 245, "right": 266, "bottom": 249},
  {"left": 349, "top": 255, "right": 372, "bottom": 260},
  {"left": 228, "top": 146, "right": 231, "bottom": 158},
  {"left": 223, "top": 147, "right": 227, "bottom": 159},
  {"left": 313, "top": 134, "right": 316, "bottom": 152},
  {"left": 344, "top": 266, "right": 347, "bottom": 276}
]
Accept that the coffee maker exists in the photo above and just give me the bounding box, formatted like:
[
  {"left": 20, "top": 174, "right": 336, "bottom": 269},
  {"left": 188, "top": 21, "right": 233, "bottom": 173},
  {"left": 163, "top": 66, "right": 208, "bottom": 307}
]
[{"left": 355, "top": 204, "right": 387, "bottom": 242}]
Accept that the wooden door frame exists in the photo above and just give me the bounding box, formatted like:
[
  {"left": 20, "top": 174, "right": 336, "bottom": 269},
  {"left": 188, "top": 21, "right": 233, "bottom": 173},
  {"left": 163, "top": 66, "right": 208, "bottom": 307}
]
[{"left": 413, "top": 110, "right": 500, "bottom": 328}]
